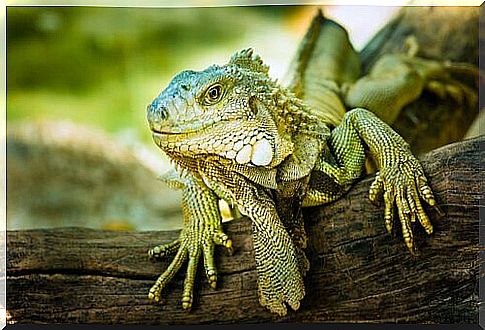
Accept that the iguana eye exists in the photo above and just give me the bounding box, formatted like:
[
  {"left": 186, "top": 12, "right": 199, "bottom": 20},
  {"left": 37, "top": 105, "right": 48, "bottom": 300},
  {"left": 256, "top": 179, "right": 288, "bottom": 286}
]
[{"left": 203, "top": 84, "right": 223, "bottom": 105}]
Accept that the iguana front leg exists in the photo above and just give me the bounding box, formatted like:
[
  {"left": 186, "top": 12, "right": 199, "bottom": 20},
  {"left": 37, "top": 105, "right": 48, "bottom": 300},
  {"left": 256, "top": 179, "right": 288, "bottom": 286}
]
[
  {"left": 274, "top": 180, "right": 310, "bottom": 276},
  {"left": 230, "top": 181, "right": 305, "bottom": 316},
  {"left": 316, "top": 108, "right": 436, "bottom": 253},
  {"left": 148, "top": 169, "right": 233, "bottom": 310}
]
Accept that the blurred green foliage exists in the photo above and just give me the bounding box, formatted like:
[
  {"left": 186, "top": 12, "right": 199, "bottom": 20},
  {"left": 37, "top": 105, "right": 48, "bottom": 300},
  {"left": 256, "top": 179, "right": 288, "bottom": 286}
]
[{"left": 7, "top": 6, "right": 296, "bottom": 142}]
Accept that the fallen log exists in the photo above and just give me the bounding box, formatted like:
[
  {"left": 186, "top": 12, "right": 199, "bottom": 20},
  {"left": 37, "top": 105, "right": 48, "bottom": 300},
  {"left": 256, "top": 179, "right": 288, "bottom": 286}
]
[{"left": 7, "top": 135, "right": 481, "bottom": 324}]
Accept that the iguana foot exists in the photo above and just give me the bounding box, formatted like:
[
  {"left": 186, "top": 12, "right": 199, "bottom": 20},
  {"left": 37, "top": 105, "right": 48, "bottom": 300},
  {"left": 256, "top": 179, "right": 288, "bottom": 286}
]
[
  {"left": 402, "top": 36, "right": 477, "bottom": 106},
  {"left": 148, "top": 227, "right": 233, "bottom": 310},
  {"left": 425, "top": 76, "right": 477, "bottom": 107},
  {"left": 408, "top": 57, "right": 478, "bottom": 107},
  {"left": 368, "top": 158, "right": 435, "bottom": 254}
]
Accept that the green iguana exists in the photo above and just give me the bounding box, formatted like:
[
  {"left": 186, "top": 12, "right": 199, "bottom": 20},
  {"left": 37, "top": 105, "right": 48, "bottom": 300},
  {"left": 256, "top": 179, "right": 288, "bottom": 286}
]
[{"left": 145, "top": 13, "right": 476, "bottom": 316}]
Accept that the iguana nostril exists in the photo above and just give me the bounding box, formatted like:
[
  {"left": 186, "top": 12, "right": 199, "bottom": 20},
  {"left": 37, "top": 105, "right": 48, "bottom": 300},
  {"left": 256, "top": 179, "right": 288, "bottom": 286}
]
[
  {"left": 159, "top": 107, "right": 168, "bottom": 120},
  {"left": 181, "top": 84, "right": 189, "bottom": 91},
  {"left": 147, "top": 103, "right": 169, "bottom": 122}
]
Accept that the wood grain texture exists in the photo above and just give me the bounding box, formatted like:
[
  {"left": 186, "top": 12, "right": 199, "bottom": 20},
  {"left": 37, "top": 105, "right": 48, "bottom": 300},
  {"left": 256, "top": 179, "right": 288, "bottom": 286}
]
[{"left": 7, "top": 135, "right": 481, "bottom": 324}]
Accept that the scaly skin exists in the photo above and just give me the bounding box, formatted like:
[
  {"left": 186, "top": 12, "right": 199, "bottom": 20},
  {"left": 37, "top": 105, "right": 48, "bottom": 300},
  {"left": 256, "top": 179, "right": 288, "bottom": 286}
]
[{"left": 145, "top": 19, "right": 476, "bottom": 315}]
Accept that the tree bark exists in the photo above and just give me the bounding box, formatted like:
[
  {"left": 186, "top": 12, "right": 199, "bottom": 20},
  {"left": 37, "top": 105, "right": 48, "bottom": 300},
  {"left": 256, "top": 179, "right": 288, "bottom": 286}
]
[{"left": 7, "top": 135, "right": 481, "bottom": 324}]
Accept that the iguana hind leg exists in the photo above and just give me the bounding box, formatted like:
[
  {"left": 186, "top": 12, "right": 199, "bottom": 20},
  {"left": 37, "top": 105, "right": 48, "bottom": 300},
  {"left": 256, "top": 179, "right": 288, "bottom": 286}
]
[{"left": 342, "top": 53, "right": 478, "bottom": 125}]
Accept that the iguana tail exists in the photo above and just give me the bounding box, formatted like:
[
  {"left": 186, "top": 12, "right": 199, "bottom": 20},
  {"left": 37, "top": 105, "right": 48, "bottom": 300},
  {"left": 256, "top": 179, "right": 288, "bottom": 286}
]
[{"left": 282, "top": 10, "right": 361, "bottom": 127}]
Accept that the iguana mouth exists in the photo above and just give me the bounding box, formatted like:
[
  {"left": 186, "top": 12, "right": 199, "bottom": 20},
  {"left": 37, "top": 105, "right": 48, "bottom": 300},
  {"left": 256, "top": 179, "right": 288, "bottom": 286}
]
[
  {"left": 151, "top": 127, "right": 203, "bottom": 136},
  {"left": 150, "top": 129, "right": 181, "bottom": 135},
  {"left": 150, "top": 118, "right": 220, "bottom": 137},
  {"left": 150, "top": 118, "right": 237, "bottom": 139}
]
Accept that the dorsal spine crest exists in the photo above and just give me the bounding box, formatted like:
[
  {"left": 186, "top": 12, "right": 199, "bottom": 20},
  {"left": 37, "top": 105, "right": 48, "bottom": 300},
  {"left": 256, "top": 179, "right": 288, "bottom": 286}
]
[{"left": 229, "top": 48, "right": 270, "bottom": 75}]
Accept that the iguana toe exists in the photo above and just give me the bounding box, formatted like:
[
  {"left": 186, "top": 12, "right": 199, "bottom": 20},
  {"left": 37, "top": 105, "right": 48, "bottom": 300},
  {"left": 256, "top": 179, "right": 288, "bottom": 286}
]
[
  {"left": 213, "top": 230, "right": 233, "bottom": 255},
  {"left": 148, "top": 246, "right": 188, "bottom": 303},
  {"left": 181, "top": 255, "right": 199, "bottom": 311},
  {"left": 148, "top": 239, "right": 180, "bottom": 260},
  {"left": 425, "top": 78, "right": 476, "bottom": 107},
  {"left": 369, "top": 171, "right": 384, "bottom": 206}
]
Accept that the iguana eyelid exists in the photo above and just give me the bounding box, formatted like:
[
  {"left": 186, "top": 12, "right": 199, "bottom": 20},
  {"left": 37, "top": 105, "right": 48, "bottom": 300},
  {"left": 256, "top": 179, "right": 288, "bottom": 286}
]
[
  {"left": 202, "top": 83, "right": 224, "bottom": 105},
  {"left": 198, "top": 76, "right": 234, "bottom": 106}
]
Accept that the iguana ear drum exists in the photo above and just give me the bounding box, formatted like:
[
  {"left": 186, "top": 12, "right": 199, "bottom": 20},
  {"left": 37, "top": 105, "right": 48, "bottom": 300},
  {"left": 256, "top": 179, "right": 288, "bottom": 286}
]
[{"left": 248, "top": 95, "right": 259, "bottom": 116}]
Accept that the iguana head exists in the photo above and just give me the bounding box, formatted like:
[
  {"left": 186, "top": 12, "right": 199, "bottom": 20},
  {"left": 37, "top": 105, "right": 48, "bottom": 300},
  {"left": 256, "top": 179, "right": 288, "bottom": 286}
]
[{"left": 147, "top": 48, "right": 293, "bottom": 168}]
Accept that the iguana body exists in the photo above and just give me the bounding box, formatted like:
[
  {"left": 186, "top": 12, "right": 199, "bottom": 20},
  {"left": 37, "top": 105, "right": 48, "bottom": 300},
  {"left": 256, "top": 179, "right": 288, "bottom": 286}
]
[{"left": 145, "top": 13, "right": 476, "bottom": 315}]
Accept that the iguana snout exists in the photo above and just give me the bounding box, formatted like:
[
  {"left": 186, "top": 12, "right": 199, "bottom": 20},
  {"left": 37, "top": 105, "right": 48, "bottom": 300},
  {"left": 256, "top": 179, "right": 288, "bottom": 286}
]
[{"left": 146, "top": 69, "right": 206, "bottom": 135}]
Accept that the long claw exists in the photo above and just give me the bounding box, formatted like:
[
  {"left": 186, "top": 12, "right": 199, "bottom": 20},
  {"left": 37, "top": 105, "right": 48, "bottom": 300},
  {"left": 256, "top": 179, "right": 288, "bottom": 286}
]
[
  {"left": 397, "top": 196, "right": 415, "bottom": 255},
  {"left": 415, "top": 199, "right": 433, "bottom": 234},
  {"left": 443, "top": 61, "right": 479, "bottom": 77}
]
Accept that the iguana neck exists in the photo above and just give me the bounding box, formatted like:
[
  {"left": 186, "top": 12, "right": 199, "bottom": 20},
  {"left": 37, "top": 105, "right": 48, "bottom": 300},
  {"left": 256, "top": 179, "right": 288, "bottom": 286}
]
[{"left": 260, "top": 85, "right": 330, "bottom": 140}]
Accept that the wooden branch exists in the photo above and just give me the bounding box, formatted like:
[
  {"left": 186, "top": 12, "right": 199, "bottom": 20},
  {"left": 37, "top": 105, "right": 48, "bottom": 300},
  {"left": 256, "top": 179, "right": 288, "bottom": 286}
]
[{"left": 7, "top": 135, "right": 481, "bottom": 324}]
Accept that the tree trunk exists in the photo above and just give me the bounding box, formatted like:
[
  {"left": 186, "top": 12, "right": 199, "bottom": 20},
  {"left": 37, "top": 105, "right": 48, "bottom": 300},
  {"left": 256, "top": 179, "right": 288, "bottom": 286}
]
[{"left": 7, "top": 135, "right": 481, "bottom": 324}]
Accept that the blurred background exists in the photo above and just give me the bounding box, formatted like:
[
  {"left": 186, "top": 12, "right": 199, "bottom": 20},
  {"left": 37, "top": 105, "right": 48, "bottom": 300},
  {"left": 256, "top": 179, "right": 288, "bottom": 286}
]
[{"left": 6, "top": 6, "right": 401, "bottom": 231}]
